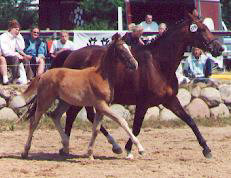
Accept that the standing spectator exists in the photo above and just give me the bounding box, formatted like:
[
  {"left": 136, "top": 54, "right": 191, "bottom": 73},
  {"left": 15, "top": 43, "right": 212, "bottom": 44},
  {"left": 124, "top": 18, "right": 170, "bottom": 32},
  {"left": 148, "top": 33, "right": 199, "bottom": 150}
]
[
  {"left": 139, "top": 14, "right": 159, "bottom": 32},
  {"left": 183, "top": 47, "right": 212, "bottom": 82},
  {"left": 122, "top": 25, "right": 144, "bottom": 49},
  {"left": 0, "top": 19, "right": 27, "bottom": 84},
  {"left": 158, "top": 23, "right": 167, "bottom": 35},
  {"left": 23, "top": 27, "right": 46, "bottom": 79},
  {"left": 50, "top": 31, "right": 75, "bottom": 59}
]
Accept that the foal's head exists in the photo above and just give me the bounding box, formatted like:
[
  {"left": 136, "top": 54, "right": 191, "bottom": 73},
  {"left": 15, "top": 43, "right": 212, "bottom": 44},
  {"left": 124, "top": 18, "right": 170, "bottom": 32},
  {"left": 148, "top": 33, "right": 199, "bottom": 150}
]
[
  {"left": 110, "top": 33, "right": 138, "bottom": 70},
  {"left": 186, "top": 13, "right": 224, "bottom": 57}
]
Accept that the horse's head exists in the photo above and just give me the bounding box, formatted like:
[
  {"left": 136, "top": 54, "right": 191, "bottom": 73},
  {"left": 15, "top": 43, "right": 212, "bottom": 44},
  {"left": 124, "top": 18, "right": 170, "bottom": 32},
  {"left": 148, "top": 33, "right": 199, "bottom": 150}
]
[
  {"left": 186, "top": 13, "right": 224, "bottom": 57},
  {"left": 111, "top": 33, "right": 138, "bottom": 70}
]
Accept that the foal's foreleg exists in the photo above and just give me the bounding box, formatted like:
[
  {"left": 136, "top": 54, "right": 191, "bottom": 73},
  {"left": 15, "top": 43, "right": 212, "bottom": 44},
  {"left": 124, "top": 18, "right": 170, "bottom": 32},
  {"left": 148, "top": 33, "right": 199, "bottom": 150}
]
[
  {"left": 86, "top": 106, "right": 122, "bottom": 154},
  {"left": 98, "top": 102, "right": 144, "bottom": 155},
  {"left": 164, "top": 96, "right": 212, "bottom": 158},
  {"left": 87, "top": 112, "right": 103, "bottom": 160}
]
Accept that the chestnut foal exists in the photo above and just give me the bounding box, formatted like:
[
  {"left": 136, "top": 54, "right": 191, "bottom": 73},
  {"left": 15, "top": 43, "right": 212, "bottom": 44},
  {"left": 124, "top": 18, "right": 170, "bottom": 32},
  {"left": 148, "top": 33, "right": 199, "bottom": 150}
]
[{"left": 10, "top": 33, "right": 144, "bottom": 160}]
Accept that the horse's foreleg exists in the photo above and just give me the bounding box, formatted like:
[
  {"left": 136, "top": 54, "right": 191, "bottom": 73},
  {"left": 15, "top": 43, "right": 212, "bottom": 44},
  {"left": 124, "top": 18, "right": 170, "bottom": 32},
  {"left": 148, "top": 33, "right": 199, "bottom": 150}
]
[
  {"left": 125, "top": 105, "right": 148, "bottom": 159},
  {"left": 98, "top": 102, "right": 144, "bottom": 155},
  {"left": 86, "top": 106, "right": 122, "bottom": 154},
  {"left": 50, "top": 100, "right": 70, "bottom": 156},
  {"left": 87, "top": 112, "right": 103, "bottom": 160},
  {"left": 164, "top": 96, "right": 212, "bottom": 159}
]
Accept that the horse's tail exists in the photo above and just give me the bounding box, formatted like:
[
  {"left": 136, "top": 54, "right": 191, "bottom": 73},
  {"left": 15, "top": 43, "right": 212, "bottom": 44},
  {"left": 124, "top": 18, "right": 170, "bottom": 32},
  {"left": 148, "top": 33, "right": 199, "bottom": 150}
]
[{"left": 9, "top": 75, "right": 41, "bottom": 109}]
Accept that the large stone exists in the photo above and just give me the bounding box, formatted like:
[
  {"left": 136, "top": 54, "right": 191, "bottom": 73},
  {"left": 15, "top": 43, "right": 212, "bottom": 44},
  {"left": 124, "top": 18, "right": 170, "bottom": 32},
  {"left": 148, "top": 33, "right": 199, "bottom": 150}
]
[
  {"left": 127, "top": 105, "right": 136, "bottom": 115},
  {"left": 177, "top": 88, "right": 191, "bottom": 107},
  {"left": 159, "top": 108, "right": 179, "bottom": 121},
  {"left": 104, "top": 104, "right": 131, "bottom": 121},
  {"left": 219, "top": 85, "right": 231, "bottom": 104},
  {"left": 210, "top": 103, "right": 230, "bottom": 119},
  {"left": 144, "top": 107, "right": 160, "bottom": 121},
  {"left": 186, "top": 98, "right": 210, "bottom": 119},
  {"left": 191, "top": 86, "right": 201, "bottom": 98},
  {"left": 0, "top": 107, "right": 19, "bottom": 121},
  {"left": 200, "top": 87, "right": 222, "bottom": 107},
  {"left": 0, "top": 97, "right": 6, "bottom": 109}
]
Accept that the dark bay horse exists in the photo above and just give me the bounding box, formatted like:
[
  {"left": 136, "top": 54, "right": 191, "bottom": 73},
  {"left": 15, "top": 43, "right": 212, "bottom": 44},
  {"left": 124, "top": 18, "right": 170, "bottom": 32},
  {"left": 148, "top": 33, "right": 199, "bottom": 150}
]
[
  {"left": 10, "top": 33, "right": 145, "bottom": 160},
  {"left": 29, "top": 13, "right": 223, "bottom": 159}
]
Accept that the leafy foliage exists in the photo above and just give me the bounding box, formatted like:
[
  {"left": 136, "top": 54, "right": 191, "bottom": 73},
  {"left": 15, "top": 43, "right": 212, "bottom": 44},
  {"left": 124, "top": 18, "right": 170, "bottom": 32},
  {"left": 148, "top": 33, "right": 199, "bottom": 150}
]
[
  {"left": 0, "top": 0, "right": 38, "bottom": 30},
  {"left": 79, "top": 0, "right": 125, "bottom": 30},
  {"left": 221, "top": 0, "right": 231, "bottom": 29}
]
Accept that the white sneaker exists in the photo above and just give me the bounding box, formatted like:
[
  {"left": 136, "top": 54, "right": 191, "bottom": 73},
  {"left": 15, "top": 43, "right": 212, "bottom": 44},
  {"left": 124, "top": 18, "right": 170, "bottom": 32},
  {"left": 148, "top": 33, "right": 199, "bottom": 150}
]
[{"left": 16, "top": 78, "right": 28, "bottom": 84}]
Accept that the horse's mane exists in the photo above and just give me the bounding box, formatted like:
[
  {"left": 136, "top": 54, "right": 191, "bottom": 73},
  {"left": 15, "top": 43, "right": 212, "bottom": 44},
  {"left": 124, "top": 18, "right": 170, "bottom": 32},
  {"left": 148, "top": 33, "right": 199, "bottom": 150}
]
[{"left": 143, "top": 18, "right": 191, "bottom": 49}]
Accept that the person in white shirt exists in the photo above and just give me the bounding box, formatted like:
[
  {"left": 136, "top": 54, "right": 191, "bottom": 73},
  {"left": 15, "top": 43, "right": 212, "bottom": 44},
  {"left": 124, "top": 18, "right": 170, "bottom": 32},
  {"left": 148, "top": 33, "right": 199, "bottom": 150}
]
[
  {"left": 0, "top": 49, "right": 8, "bottom": 85},
  {"left": 50, "top": 31, "right": 75, "bottom": 59},
  {"left": 139, "top": 14, "right": 159, "bottom": 32},
  {"left": 0, "top": 19, "right": 28, "bottom": 84}
]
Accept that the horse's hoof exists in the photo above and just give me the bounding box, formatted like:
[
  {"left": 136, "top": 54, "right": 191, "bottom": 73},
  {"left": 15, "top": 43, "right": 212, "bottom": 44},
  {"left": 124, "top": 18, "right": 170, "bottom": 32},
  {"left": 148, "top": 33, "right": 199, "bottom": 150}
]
[
  {"left": 59, "top": 148, "right": 69, "bottom": 156},
  {"left": 203, "top": 149, "right": 212, "bottom": 159},
  {"left": 139, "top": 150, "right": 145, "bottom": 156},
  {"left": 21, "top": 152, "right": 28, "bottom": 159},
  {"left": 112, "top": 146, "right": 123, "bottom": 154},
  {"left": 89, "top": 155, "right": 95, "bottom": 161},
  {"left": 126, "top": 150, "right": 134, "bottom": 160}
]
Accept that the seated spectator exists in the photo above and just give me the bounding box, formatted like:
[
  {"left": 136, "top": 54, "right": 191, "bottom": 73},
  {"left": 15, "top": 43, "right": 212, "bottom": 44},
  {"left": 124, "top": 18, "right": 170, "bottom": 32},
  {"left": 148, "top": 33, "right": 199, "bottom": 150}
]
[
  {"left": 23, "top": 27, "right": 46, "bottom": 79},
  {"left": 50, "top": 31, "right": 75, "bottom": 59},
  {"left": 139, "top": 14, "right": 159, "bottom": 32},
  {"left": 128, "top": 23, "right": 136, "bottom": 31},
  {"left": 158, "top": 23, "right": 167, "bottom": 35},
  {"left": 0, "top": 19, "right": 28, "bottom": 84},
  {"left": 122, "top": 25, "right": 144, "bottom": 49},
  {"left": 139, "top": 14, "right": 159, "bottom": 44},
  {"left": 183, "top": 47, "right": 212, "bottom": 82},
  {"left": 0, "top": 52, "right": 8, "bottom": 85}
]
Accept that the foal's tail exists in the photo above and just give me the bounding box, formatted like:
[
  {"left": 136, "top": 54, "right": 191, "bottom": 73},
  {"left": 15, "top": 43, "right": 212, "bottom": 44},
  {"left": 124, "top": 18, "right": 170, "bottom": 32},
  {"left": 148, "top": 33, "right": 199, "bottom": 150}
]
[{"left": 9, "top": 76, "right": 41, "bottom": 109}]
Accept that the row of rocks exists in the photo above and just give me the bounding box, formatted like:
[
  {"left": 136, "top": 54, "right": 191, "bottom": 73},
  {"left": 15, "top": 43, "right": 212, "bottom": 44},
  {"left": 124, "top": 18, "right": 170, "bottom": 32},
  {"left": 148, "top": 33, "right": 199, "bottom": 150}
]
[{"left": 1, "top": 81, "right": 231, "bottom": 121}]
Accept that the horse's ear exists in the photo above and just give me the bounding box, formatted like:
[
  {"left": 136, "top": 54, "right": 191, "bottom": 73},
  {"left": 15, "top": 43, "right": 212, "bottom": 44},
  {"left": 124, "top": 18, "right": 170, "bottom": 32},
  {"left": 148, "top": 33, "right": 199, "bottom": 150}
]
[{"left": 111, "top": 33, "right": 121, "bottom": 42}]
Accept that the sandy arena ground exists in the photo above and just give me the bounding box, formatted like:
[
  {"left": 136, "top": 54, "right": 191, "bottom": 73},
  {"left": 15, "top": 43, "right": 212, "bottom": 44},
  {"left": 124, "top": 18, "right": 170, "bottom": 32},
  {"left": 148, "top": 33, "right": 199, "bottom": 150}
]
[{"left": 0, "top": 126, "right": 231, "bottom": 178}]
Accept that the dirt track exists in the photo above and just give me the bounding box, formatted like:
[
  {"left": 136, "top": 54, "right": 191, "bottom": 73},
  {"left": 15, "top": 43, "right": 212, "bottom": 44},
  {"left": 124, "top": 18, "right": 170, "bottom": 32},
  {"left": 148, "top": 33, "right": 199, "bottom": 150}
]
[{"left": 0, "top": 126, "right": 231, "bottom": 178}]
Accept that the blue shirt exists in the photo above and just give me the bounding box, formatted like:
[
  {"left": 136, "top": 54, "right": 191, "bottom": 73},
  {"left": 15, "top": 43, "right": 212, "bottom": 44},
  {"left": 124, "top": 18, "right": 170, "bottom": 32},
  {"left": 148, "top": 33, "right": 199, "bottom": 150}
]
[
  {"left": 184, "top": 54, "right": 209, "bottom": 78},
  {"left": 24, "top": 37, "right": 47, "bottom": 58}
]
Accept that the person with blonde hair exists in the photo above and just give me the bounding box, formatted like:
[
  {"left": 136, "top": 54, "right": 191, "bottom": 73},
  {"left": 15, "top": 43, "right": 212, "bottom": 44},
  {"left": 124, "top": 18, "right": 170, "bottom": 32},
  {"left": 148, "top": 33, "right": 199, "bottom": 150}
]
[
  {"left": 50, "top": 31, "right": 75, "bottom": 59},
  {"left": 158, "top": 23, "right": 167, "bottom": 35},
  {"left": 122, "top": 25, "right": 144, "bottom": 49}
]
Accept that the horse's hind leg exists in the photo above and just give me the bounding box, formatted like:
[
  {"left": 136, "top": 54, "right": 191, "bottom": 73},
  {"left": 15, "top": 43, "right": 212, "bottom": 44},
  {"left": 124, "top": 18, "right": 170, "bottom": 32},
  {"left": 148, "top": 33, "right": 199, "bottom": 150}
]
[
  {"left": 164, "top": 96, "right": 212, "bottom": 159},
  {"left": 97, "top": 102, "right": 144, "bottom": 155},
  {"left": 86, "top": 106, "right": 122, "bottom": 154},
  {"left": 49, "top": 100, "right": 70, "bottom": 155},
  {"left": 87, "top": 112, "right": 103, "bottom": 160},
  {"left": 65, "top": 106, "right": 82, "bottom": 137}
]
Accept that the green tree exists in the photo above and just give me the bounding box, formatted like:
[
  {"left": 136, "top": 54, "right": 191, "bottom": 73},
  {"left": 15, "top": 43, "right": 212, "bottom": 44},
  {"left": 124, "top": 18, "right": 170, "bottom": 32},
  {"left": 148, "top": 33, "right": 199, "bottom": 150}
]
[
  {"left": 221, "top": 0, "right": 231, "bottom": 29},
  {"left": 78, "top": 0, "right": 125, "bottom": 30},
  {"left": 0, "top": 0, "right": 38, "bottom": 30}
]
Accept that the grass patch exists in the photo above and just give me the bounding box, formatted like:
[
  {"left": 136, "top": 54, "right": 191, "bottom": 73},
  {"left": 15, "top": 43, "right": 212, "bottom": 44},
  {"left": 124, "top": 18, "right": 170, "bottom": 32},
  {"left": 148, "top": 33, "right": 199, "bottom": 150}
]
[{"left": 1, "top": 116, "right": 231, "bottom": 133}]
